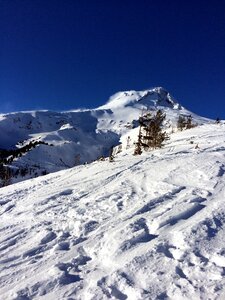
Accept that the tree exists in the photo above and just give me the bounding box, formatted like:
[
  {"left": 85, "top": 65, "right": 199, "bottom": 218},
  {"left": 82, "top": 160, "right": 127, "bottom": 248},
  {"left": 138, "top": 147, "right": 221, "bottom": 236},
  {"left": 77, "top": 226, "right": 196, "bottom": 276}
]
[
  {"left": 177, "top": 115, "right": 186, "bottom": 131},
  {"left": 74, "top": 154, "right": 80, "bottom": 166},
  {"left": 0, "top": 164, "right": 12, "bottom": 187},
  {"left": 216, "top": 117, "right": 220, "bottom": 124},
  {"left": 133, "top": 126, "right": 143, "bottom": 155},
  {"left": 109, "top": 147, "right": 115, "bottom": 162},
  {"left": 142, "top": 110, "right": 168, "bottom": 149},
  {"left": 134, "top": 110, "right": 169, "bottom": 154},
  {"left": 186, "top": 115, "right": 194, "bottom": 129},
  {"left": 177, "top": 114, "right": 195, "bottom": 130}
]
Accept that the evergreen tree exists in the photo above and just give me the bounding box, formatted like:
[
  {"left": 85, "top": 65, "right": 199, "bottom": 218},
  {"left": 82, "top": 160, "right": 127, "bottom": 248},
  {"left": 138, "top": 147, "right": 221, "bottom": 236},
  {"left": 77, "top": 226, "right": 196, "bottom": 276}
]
[
  {"left": 177, "top": 114, "right": 195, "bottom": 130},
  {"left": 0, "top": 164, "right": 12, "bottom": 187},
  {"left": 186, "top": 115, "right": 194, "bottom": 129},
  {"left": 134, "top": 110, "right": 169, "bottom": 154},
  {"left": 177, "top": 115, "right": 186, "bottom": 131},
  {"left": 216, "top": 117, "right": 220, "bottom": 124},
  {"left": 133, "top": 125, "right": 143, "bottom": 155},
  {"left": 109, "top": 146, "right": 115, "bottom": 162},
  {"left": 142, "top": 110, "right": 168, "bottom": 149}
]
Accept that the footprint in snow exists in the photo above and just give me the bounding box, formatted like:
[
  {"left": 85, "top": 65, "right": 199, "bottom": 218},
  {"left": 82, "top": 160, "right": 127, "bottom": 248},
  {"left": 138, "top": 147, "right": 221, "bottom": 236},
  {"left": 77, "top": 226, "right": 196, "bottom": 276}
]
[
  {"left": 117, "top": 201, "right": 123, "bottom": 211},
  {"left": 158, "top": 203, "right": 205, "bottom": 229},
  {"left": 84, "top": 220, "right": 99, "bottom": 235},
  {"left": 119, "top": 218, "right": 158, "bottom": 252},
  {"left": 22, "top": 245, "right": 45, "bottom": 258},
  {"left": 40, "top": 231, "right": 57, "bottom": 244},
  {"left": 156, "top": 243, "right": 178, "bottom": 260},
  {"left": 0, "top": 199, "right": 12, "bottom": 206},
  {"left": 37, "top": 189, "right": 73, "bottom": 206},
  {"left": 54, "top": 241, "right": 70, "bottom": 251},
  {"left": 54, "top": 254, "right": 92, "bottom": 285},
  {"left": 2, "top": 204, "right": 15, "bottom": 214},
  {"left": 59, "top": 189, "right": 73, "bottom": 196}
]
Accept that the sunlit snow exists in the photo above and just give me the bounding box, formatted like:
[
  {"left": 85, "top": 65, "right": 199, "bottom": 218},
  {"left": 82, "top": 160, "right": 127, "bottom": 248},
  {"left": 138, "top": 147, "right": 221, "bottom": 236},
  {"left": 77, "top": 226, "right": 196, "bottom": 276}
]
[
  {"left": 0, "top": 87, "right": 224, "bottom": 299},
  {"left": 1, "top": 122, "right": 225, "bottom": 299}
]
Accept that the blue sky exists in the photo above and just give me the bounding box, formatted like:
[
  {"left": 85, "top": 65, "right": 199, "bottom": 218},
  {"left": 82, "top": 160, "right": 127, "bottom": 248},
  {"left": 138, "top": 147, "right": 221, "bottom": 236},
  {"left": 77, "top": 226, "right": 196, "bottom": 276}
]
[{"left": 0, "top": 0, "right": 225, "bottom": 118}]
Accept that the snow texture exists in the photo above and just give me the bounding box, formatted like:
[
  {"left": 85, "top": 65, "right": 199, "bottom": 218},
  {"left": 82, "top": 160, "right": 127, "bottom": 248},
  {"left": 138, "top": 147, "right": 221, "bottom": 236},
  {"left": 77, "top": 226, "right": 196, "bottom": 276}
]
[{"left": 1, "top": 120, "right": 225, "bottom": 299}]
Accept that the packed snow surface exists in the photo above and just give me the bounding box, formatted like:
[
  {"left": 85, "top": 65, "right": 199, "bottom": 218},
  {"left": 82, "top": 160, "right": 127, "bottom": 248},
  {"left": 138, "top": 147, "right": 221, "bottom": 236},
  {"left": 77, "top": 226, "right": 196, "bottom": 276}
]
[{"left": 1, "top": 122, "right": 225, "bottom": 299}]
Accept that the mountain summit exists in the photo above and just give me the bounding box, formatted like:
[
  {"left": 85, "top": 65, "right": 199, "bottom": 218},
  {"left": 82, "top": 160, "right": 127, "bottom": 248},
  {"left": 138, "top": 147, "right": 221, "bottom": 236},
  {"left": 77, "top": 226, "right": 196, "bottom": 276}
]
[
  {"left": 99, "top": 87, "right": 180, "bottom": 110},
  {"left": 0, "top": 87, "right": 210, "bottom": 185}
]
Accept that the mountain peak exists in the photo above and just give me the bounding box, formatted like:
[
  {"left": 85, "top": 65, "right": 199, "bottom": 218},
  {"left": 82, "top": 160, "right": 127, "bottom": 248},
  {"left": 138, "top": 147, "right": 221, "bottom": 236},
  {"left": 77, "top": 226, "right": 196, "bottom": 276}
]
[
  {"left": 98, "top": 87, "right": 180, "bottom": 110},
  {"left": 0, "top": 86, "right": 210, "bottom": 186}
]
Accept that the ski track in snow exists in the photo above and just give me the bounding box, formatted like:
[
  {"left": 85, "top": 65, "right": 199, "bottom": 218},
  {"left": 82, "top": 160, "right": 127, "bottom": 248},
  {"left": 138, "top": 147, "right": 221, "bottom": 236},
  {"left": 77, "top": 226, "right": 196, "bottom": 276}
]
[{"left": 0, "top": 124, "right": 225, "bottom": 299}]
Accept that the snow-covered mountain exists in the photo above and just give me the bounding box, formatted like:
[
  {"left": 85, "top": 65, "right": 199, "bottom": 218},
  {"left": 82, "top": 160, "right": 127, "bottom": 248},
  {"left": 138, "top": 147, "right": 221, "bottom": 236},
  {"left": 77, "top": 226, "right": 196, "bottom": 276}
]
[
  {"left": 0, "top": 122, "right": 225, "bottom": 299},
  {"left": 0, "top": 87, "right": 210, "bottom": 184}
]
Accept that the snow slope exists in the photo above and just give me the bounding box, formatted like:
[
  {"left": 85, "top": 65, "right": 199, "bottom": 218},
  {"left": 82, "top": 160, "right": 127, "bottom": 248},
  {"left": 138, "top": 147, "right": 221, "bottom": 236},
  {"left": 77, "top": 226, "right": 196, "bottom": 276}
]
[
  {"left": 0, "top": 122, "right": 225, "bottom": 299},
  {"left": 0, "top": 87, "right": 210, "bottom": 184}
]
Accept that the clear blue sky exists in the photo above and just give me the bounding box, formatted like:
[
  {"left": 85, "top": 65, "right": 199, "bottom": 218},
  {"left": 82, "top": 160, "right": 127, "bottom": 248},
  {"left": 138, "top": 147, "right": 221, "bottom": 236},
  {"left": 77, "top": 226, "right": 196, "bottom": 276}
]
[{"left": 0, "top": 0, "right": 225, "bottom": 118}]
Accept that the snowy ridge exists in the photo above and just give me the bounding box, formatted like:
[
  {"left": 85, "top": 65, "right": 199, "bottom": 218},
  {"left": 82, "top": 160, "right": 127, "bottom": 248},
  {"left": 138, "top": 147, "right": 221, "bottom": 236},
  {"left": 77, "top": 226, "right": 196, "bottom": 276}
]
[
  {"left": 0, "top": 123, "right": 225, "bottom": 299},
  {"left": 0, "top": 87, "right": 211, "bottom": 184},
  {"left": 98, "top": 87, "right": 178, "bottom": 110}
]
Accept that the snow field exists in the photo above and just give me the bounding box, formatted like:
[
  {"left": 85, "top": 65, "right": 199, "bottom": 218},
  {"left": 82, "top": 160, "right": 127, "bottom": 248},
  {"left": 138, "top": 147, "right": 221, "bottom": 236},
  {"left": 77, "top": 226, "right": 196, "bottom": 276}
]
[{"left": 0, "top": 123, "right": 225, "bottom": 299}]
